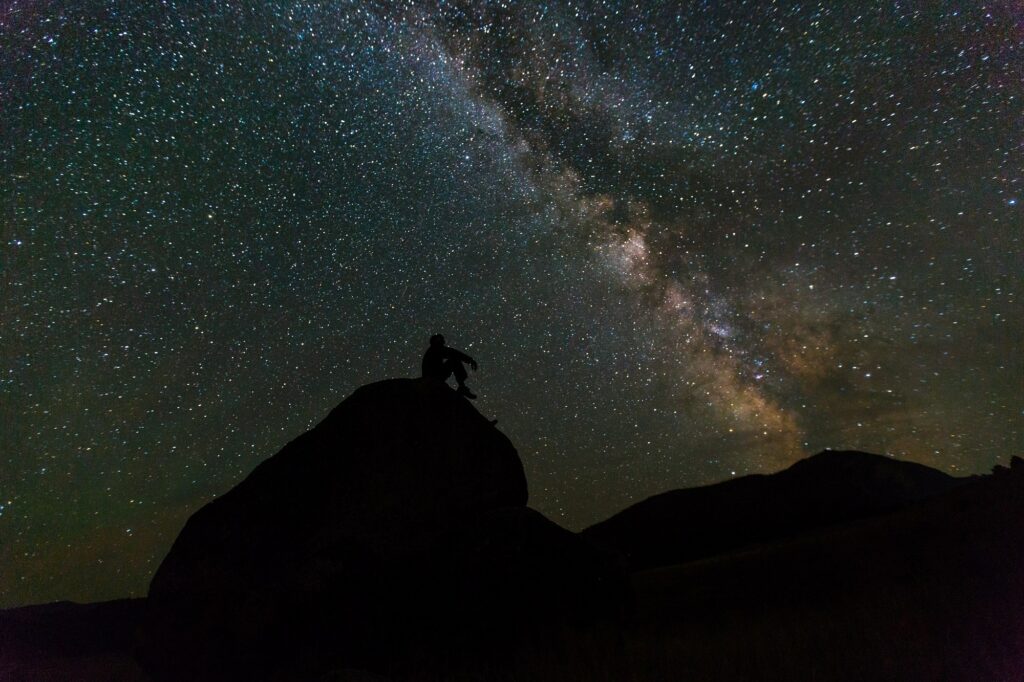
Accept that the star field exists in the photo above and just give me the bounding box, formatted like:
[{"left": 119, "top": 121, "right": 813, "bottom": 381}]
[{"left": 1, "top": 0, "right": 1020, "bottom": 606}]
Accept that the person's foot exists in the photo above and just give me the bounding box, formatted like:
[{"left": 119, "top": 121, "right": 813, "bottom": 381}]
[{"left": 456, "top": 384, "right": 477, "bottom": 400}]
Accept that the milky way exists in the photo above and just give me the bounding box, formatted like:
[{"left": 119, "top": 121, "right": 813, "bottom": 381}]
[{"left": 2, "top": 0, "right": 1020, "bottom": 606}]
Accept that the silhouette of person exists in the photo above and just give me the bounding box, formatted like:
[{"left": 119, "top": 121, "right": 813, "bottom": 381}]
[{"left": 422, "top": 334, "right": 478, "bottom": 399}]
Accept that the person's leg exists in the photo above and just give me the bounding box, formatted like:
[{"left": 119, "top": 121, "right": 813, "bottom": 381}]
[
  {"left": 439, "top": 360, "right": 455, "bottom": 382},
  {"left": 451, "top": 360, "right": 468, "bottom": 386},
  {"left": 438, "top": 358, "right": 454, "bottom": 381},
  {"left": 446, "top": 359, "right": 476, "bottom": 399}
]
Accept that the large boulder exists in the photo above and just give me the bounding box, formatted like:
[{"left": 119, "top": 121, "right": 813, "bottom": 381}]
[
  {"left": 141, "top": 378, "right": 530, "bottom": 679},
  {"left": 140, "top": 379, "right": 623, "bottom": 680}
]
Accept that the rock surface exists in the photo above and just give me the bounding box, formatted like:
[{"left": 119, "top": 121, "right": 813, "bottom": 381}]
[{"left": 140, "top": 378, "right": 619, "bottom": 680}]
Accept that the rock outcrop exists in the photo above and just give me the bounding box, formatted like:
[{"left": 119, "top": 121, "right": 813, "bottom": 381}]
[{"left": 141, "top": 379, "right": 620, "bottom": 680}]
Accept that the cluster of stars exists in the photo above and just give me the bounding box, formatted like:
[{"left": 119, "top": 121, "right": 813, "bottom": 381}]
[{"left": 1, "top": 0, "right": 1019, "bottom": 606}]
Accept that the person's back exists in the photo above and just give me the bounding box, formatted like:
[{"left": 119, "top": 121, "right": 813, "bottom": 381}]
[{"left": 421, "top": 342, "right": 447, "bottom": 381}]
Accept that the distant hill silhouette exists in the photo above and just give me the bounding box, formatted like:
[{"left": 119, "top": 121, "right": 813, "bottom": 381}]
[
  {"left": 139, "top": 378, "right": 623, "bottom": 680},
  {"left": 623, "top": 458, "right": 1024, "bottom": 681},
  {"left": 583, "top": 449, "right": 968, "bottom": 571},
  {"left": 0, "top": 599, "right": 146, "bottom": 678}
]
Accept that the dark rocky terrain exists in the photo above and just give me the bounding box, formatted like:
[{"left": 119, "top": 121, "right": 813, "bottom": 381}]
[
  {"left": 583, "top": 448, "right": 970, "bottom": 571},
  {"left": 136, "top": 378, "right": 622, "bottom": 680},
  {"left": 623, "top": 458, "right": 1024, "bottom": 681},
  {"left": 0, "top": 599, "right": 147, "bottom": 681},
  {"left": 2, "top": 379, "right": 1022, "bottom": 681}
]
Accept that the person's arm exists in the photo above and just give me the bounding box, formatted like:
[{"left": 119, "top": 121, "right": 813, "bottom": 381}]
[{"left": 447, "top": 347, "right": 478, "bottom": 370}]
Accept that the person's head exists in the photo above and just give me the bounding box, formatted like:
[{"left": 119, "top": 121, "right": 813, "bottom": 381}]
[{"left": 429, "top": 334, "right": 445, "bottom": 347}]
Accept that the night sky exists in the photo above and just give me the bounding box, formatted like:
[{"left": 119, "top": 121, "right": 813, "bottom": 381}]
[{"left": 2, "top": 0, "right": 1020, "bottom": 607}]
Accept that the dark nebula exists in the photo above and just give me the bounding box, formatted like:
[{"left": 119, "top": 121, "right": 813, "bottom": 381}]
[{"left": 2, "top": 0, "right": 1020, "bottom": 606}]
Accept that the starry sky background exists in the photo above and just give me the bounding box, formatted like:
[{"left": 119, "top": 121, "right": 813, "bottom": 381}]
[{"left": 2, "top": 0, "right": 1020, "bottom": 607}]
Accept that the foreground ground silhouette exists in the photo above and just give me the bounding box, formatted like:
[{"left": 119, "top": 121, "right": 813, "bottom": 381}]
[{"left": 2, "top": 379, "right": 1022, "bottom": 681}]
